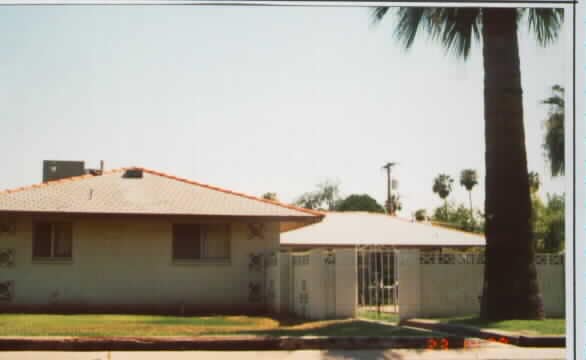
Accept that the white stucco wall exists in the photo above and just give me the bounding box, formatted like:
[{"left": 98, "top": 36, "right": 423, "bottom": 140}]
[
  {"left": 288, "top": 248, "right": 356, "bottom": 320},
  {"left": 397, "top": 249, "right": 421, "bottom": 320},
  {"left": 334, "top": 249, "right": 357, "bottom": 318},
  {"left": 278, "top": 252, "right": 290, "bottom": 314},
  {"left": 0, "top": 216, "right": 280, "bottom": 311},
  {"left": 290, "top": 253, "right": 311, "bottom": 318},
  {"left": 398, "top": 250, "right": 565, "bottom": 320},
  {"left": 265, "top": 250, "right": 281, "bottom": 313}
]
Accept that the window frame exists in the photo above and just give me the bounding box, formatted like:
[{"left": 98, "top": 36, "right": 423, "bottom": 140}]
[
  {"left": 171, "top": 223, "right": 231, "bottom": 264},
  {"left": 32, "top": 222, "right": 73, "bottom": 262}
]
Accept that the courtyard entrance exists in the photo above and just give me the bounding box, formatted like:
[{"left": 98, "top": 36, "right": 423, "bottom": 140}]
[{"left": 357, "top": 247, "right": 399, "bottom": 315}]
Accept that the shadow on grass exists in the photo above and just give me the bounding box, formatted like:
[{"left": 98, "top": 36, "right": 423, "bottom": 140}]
[
  {"left": 235, "top": 319, "right": 441, "bottom": 337},
  {"left": 357, "top": 310, "right": 399, "bottom": 324}
]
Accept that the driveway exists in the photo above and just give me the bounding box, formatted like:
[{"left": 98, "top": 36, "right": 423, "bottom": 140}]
[{"left": 0, "top": 347, "right": 566, "bottom": 360}]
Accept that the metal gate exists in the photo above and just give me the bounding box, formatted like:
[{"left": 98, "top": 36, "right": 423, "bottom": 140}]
[{"left": 357, "top": 247, "right": 399, "bottom": 315}]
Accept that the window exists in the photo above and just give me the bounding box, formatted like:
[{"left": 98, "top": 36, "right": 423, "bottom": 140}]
[
  {"left": 172, "top": 224, "right": 230, "bottom": 261},
  {"left": 172, "top": 224, "right": 201, "bottom": 260},
  {"left": 33, "top": 223, "right": 72, "bottom": 260}
]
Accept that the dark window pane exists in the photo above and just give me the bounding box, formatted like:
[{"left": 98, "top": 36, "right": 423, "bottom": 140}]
[
  {"left": 173, "top": 224, "right": 201, "bottom": 260},
  {"left": 33, "top": 223, "right": 52, "bottom": 258},
  {"left": 53, "top": 223, "right": 72, "bottom": 258}
]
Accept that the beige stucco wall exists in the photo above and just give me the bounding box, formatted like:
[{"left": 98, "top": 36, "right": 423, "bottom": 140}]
[{"left": 0, "top": 216, "right": 280, "bottom": 310}]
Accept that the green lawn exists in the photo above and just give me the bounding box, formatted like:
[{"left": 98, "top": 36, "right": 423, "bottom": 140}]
[
  {"left": 0, "top": 314, "right": 276, "bottom": 337},
  {"left": 436, "top": 316, "right": 565, "bottom": 336},
  {"left": 0, "top": 314, "right": 439, "bottom": 337}
]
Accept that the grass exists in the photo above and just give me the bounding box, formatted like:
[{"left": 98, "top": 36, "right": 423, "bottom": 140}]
[
  {"left": 0, "top": 314, "right": 277, "bottom": 337},
  {"left": 435, "top": 316, "right": 566, "bottom": 336},
  {"left": 357, "top": 309, "right": 399, "bottom": 324},
  {"left": 0, "top": 314, "right": 441, "bottom": 337}
]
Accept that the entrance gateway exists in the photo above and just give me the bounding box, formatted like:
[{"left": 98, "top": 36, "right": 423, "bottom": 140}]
[{"left": 357, "top": 246, "right": 399, "bottom": 316}]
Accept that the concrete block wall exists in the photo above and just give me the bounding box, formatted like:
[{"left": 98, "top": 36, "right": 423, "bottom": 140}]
[
  {"left": 398, "top": 249, "right": 565, "bottom": 320},
  {"left": 265, "top": 250, "right": 281, "bottom": 314},
  {"left": 537, "top": 261, "right": 565, "bottom": 317},
  {"left": 278, "top": 252, "right": 290, "bottom": 314},
  {"left": 287, "top": 248, "right": 357, "bottom": 320}
]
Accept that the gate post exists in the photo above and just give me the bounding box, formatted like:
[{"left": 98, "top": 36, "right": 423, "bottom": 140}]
[
  {"left": 398, "top": 249, "right": 421, "bottom": 321},
  {"left": 335, "top": 248, "right": 357, "bottom": 318}
]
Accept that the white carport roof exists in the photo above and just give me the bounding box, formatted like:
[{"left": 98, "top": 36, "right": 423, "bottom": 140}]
[{"left": 281, "top": 212, "right": 485, "bottom": 248}]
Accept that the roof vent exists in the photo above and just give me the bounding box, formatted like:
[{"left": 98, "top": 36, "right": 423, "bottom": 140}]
[
  {"left": 123, "top": 169, "right": 143, "bottom": 179},
  {"left": 42, "top": 160, "right": 85, "bottom": 183}
]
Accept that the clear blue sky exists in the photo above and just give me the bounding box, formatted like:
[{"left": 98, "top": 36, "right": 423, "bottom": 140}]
[{"left": 0, "top": 5, "right": 568, "bottom": 216}]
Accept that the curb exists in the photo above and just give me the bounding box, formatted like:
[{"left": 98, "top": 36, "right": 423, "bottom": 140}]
[
  {"left": 401, "top": 319, "right": 565, "bottom": 348},
  {"left": 0, "top": 335, "right": 466, "bottom": 351}
]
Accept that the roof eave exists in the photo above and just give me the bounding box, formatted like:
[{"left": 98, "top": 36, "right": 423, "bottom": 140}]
[{"left": 0, "top": 210, "right": 322, "bottom": 223}]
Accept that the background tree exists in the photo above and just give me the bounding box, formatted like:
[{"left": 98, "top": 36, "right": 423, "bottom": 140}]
[
  {"left": 432, "top": 174, "right": 454, "bottom": 213},
  {"left": 528, "top": 171, "right": 541, "bottom": 195},
  {"left": 372, "top": 7, "right": 563, "bottom": 320},
  {"left": 528, "top": 171, "right": 546, "bottom": 248},
  {"left": 294, "top": 180, "right": 341, "bottom": 211},
  {"left": 432, "top": 202, "right": 483, "bottom": 233},
  {"left": 414, "top": 209, "right": 427, "bottom": 222},
  {"left": 335, "top": 194, "right": 385, "bottom": 213},
  {"left": 385, "top": 193, "right": 402, "bottom": 215},
  {"left": 541, "top": 194, "right": 565, "bottom": 252},
  {"left": 262, "top": 192, "right": 278, "bottom": 201},
  {"left": 534, "top": 194, "right": 565, "bottom": 253},
  {"left": 542, "top": 85, "right": 565, "bottom": 177},
  {"left": 460, "top": 169, "right": 478, "bottom": 215}
]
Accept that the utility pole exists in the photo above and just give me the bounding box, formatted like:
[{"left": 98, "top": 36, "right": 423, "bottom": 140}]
[{"left": 382, "top": 162, "right": 397, "bottom": 215}]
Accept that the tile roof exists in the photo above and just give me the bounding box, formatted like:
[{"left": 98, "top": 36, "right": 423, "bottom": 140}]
[
  {"left": 0, "top": 167, "right": 323, "bottom": 219},
  {"left": 281, "top": 211, "right": 485, "bottom": 247}
]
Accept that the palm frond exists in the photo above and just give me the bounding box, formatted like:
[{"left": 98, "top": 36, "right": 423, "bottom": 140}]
[
  {"left": 543, "top": 113, "right": 565, "bottom": 176},
  {"left": 371, "top": 7, "right": 389, "bottom": 24},
  {"left": 371, "top": 7, "right": 481, "bottom": 59},
  {"left": 435, "top": 8, "right": 481, "bottom": 58},
  {"left": 541, "top": 85, "right": 565, "bottom": 109},
  {"left": 525, "top": 8, "right": 564, "bottom": 46},
  {"left": 394, "top": 7, "right": 431, "bottom": 50}
]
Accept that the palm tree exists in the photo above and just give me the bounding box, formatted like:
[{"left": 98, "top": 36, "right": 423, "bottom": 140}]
[
  {"left": 460, "top": 169, "right": 478, "bottom": 215},
  {"left": 432, "top": 174, "right": 454, "bottom": 213},
  {"left": 372, "top": 7, "right": 563, "bottom": 320},
  {"left": 542, "top": 85, "right": 565, "bottom": 177},
  {"left": 262, "top": 192, "right": 278, "bottom": 201}
]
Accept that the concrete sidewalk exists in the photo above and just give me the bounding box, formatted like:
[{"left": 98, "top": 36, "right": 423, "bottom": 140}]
[{"left": 0, "top": 348, "right": 566, "bottom": 360}]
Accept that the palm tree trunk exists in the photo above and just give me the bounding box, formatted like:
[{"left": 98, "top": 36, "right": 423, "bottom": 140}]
[
  {"left": 480, "top": 8, "right": 544, "bottom": 320},
  {"left": 444, "top": 199, "right": 448, "bottom": 221},
  {"left": 468, "top": 190, "right": 473, "bottom": 217}
]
